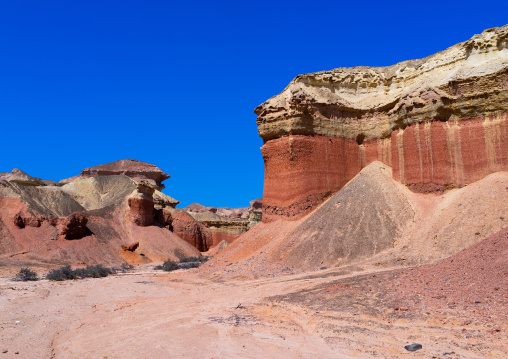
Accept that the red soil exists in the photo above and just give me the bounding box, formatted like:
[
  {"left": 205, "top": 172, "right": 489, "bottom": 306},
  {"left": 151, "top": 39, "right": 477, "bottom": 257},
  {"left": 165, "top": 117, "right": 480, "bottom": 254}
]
[{"left": 384, "top": 226, "right": 508, "bottom": 321}]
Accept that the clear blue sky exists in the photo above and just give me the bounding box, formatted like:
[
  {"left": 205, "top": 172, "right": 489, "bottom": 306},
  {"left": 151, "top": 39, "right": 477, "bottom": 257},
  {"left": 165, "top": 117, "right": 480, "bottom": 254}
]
[{"left": 1, "top": 1, "right": 507, "bottom": 208}]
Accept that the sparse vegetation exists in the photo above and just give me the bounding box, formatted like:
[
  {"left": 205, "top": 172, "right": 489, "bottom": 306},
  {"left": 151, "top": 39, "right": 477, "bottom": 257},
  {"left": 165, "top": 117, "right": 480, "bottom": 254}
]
[
  {"left": 15, "top": 267, "right": 39, "bottom": 281},
  {"left": 154, "top": 259, "right": 179, "bottom": 272},
  {"left": 155, "top": 256, "right": 212, "bottom": 272},
  {"left": 46, "top": 264, "right": 116, "bottom": 281}
]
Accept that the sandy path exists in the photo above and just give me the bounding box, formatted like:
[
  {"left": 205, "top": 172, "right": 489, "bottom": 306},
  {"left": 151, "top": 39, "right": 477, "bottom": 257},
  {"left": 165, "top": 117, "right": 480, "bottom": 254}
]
[{"left": 0, "top": 266, "right": 506, "bottom": 358}]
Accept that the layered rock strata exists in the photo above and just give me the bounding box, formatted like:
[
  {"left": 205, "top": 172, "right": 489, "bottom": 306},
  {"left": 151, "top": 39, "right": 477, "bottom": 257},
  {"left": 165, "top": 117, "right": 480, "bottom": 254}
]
[
  {"left": 184, "top": 199, "right": 263, "bottom": 246},
  {"left": 256, "top": 25, "right": 508, "bottom": 221},
  {"left": 0, "top": 162, "right": 199, "bottom": 267},
  {"left": 60, "top": 159, "right": 172, "bottom": 190},
  {"left": 188, "top": 211, "right": 249, "bottom": 247}
]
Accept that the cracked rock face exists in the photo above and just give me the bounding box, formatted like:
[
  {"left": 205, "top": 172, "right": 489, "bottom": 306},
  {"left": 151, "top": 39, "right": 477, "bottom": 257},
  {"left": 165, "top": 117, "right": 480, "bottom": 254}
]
[{"left": 256, "top": 25, "right": 508, "bottom": 222}]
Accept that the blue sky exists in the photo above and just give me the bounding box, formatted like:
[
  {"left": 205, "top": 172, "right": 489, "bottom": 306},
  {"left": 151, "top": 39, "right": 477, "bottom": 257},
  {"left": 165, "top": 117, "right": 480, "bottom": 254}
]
[{"left": 1, "top": 1, "right": 507, "bottom": 207}]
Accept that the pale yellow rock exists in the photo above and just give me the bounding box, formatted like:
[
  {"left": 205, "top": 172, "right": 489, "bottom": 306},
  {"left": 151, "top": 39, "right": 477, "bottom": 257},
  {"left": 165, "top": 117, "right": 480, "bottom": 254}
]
[{"left": 256, "top": 25, "right": 508, "bottom": 141}]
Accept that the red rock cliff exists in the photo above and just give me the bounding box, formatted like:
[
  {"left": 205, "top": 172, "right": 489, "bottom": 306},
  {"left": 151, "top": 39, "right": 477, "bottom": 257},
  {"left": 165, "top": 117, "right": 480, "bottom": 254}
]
[{"left": 256, "top": 25, "right": 508, "bottom": 222}]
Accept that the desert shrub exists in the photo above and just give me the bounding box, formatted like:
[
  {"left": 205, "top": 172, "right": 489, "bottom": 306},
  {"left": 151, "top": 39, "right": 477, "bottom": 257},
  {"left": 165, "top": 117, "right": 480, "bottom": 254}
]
[
  {"left": 112, "top": 263, "right": 134, "bottom": 273},
  {"left": 46, "top": 264, "right": 116, "bottom": 281},
  {"left": 120, "top": 263, "right": 134, "bottom": 270},
  {"left": 86, "top": 264, "right": 115, "bottom": 278},
  {"left": 46, "top": 265, "right": 77, "bottom": 281},
  {"left": 155, "top": 259, "right": 179, "bottom": 272},
  {"left": 15, "top": 267, "right": 38, "bottom": 281}
]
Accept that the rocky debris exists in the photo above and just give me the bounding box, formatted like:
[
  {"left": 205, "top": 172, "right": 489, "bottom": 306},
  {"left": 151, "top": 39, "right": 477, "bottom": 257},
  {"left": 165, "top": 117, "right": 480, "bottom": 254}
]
[
  {"left": 0, "top": 169, "right": 45, "bottom": 186},
  {"left": 128, "top": 183, "right": 155, "bottom": 227},
  {"left": 255, "top": 24, "right": 508, "bottom": 221},
  {"left": 60, "top": 159, "right": 170, "bottom": 190},
  {"left": 58, "top": 212, "right": 88, "bottom": 239},
  {"left": 170, "top": 210, "right": 211, "bottom": 252}
]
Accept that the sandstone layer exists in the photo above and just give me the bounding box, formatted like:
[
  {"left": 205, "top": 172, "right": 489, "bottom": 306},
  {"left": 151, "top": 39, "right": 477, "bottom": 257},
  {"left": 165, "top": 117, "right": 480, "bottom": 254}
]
[
  {"left": 188, "top": 211, "right": 249, "bottom": 247},
  {"left": 184, "top": 199, "right": 263, "bottom": 246},
  {"left": 256, "top": 25, "right": 508, "bottom": 221},
  {"left": 60, "top": 159, "right": 173, "bottom": 191}
]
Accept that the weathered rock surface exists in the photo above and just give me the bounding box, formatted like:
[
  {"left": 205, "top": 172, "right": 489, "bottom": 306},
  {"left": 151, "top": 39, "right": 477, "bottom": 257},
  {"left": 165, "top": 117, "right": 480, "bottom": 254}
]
[
  {"left": 128, "top": 183, "right": 155, "bottom": 227},
  {"left": 58, "top": 212, "right": 88, "bottom": 239},
  {"left": 60, "top": 159, "right": 171, "bottom": 190},
  {"left": 170, "top": 210, "right": 212, "bottom": 252},
  {"left": 256, "top": 25, "right": 508, "bottom": 221},
  {"left": 188, "top": 211, "right": 250, "bottom": 247},
  {"left": 0, "top": 162, "right": 199, "bottom": 267},
  {"left": 184, "top": 200, "right": 263, "bottom": 246}
]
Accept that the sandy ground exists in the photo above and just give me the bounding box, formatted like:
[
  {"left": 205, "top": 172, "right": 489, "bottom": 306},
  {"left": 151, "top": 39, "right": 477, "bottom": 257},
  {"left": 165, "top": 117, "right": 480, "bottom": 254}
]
[{"left": 1, "top": 263, "right": 506, "bottom": 359}]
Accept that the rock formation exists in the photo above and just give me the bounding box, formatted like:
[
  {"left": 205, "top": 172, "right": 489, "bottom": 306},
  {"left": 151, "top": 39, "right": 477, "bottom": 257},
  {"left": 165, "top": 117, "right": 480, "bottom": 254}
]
[
  {"left": 199, "top": 162, "right": 508, "bottom": 279},
  {"left": 60, "top": 159, "right": 171, "bottom": 190},
  {"left": 170, "top": 210, "right": 212, "bottom": 252},
  {"left": 128, "top": 182, "right": 155, "bottom": 227},
  {"left": 0, "top": 161, "right": 199, "bottom": 267},
  {"left": 184, "top": 199, "right": 263, "bottom": 246},
  {"left": 188, "top": 211, "right": 249, "bottom": 247},
  {"left": 255, "top": 25, "right": 508, "bottom": 221}
]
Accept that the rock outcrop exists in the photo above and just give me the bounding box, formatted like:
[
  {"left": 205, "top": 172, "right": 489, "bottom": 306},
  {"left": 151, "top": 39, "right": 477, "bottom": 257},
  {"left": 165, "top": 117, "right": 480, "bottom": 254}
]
[
  {"left": 255, "top": 25, "right": 508, "bottom": 221},
  {"left": 188, "top": 211, "right": 249, "bottom": 247},
  {"left": 60, "top": 159, "right": 171, "bottom": 190},
  {"left": 128, "top": 183, "right": 155, "bottom": 227},
  {"left": 170, "top": 210, "right": 212, "bottom": 252},
  {"left": 184, "top": 199, "right": 263, "bottom": 246},
  {"left": 58, "top": 212, "right": 88, "bottom": 239},
  {"left": 0, "top": 162, "right": 199, "bottom": 267}
]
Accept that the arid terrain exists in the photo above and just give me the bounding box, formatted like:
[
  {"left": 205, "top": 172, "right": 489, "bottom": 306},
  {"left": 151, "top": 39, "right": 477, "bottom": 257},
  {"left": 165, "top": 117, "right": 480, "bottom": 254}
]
[
  {"left": 1, "top": 24, "right": 508, "bottom": 358},
  {"left": 1, "top": 242, "right": 507, "bottom": 359}
]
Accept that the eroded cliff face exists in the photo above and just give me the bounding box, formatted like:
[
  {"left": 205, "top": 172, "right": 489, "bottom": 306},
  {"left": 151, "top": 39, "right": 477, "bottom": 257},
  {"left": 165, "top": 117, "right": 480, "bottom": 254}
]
[{"left": 256, "top": 25, "right": 508, "bottom": 221}]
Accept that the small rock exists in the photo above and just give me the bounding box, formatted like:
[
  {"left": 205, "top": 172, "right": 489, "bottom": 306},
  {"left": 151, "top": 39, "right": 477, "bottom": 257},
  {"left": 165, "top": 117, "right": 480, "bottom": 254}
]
[
  {"left": 399, "top": 307, "right": 408, "bottom": 311},
  {"left": 404, "top": 343, "right": 422, "bottom": 351},
  {"left": 474, "top": 300, "right": 481, "bottom": 304},
  {"left": 2, "top": 350, "right": 8, "bottom": 354}
]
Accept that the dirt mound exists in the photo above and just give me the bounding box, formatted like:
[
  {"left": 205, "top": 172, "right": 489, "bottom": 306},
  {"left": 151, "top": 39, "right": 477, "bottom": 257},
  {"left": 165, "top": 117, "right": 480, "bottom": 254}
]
[
  {"left": 202, "top": 164, "right": 508, "bottom": 280},
  {"left": 384, "top": 226, "right": 508, "bottom": 321},
  {"left": 200, "top": 162, "right": 413, "bottom": 279}
]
